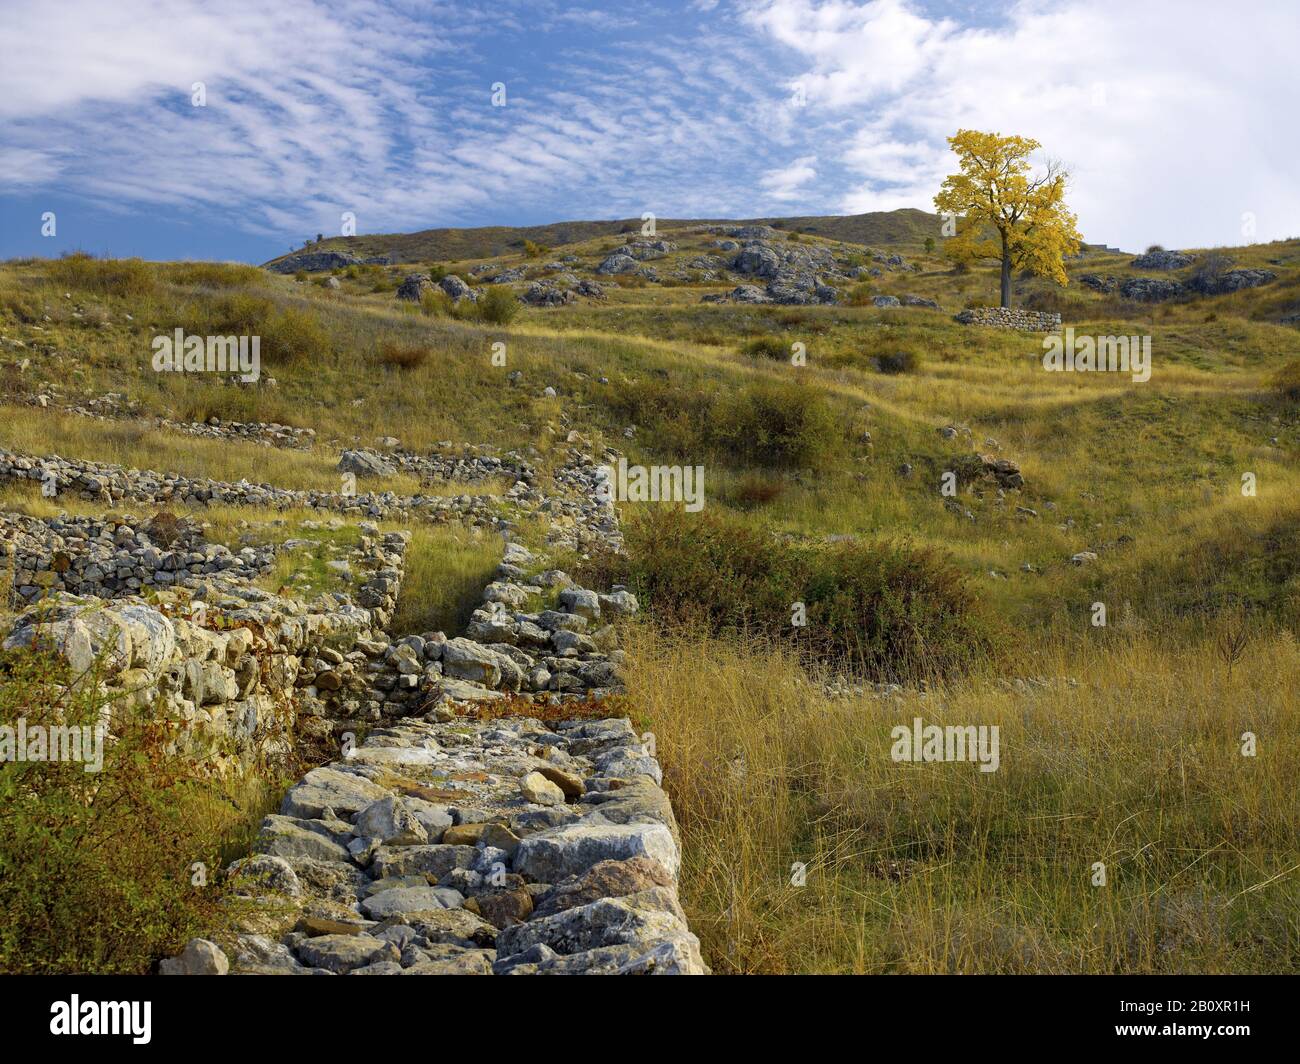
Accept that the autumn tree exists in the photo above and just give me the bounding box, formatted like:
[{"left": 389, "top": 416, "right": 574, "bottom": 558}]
[{"left": 934, "top": 130, "right": 1081, "bottom": 309}]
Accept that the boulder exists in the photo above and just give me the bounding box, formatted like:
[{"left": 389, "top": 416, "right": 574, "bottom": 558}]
[
  {"left": 438, "top": 275, "right": 475, "bottom": 302},
  {"left": 512, "top": 819, "right": 679, "bottom": 882},
  {"left": 1131, "top": 249, "right": 1194, "bottom": 270},
  {"left": 295, "top": 934, "right": 399, "bottom": 974},
  {"left": 440, "top": 637, "right": 502, "bottom": 687},
  {"left": 353, "top": 795, "right": 429, "bottom": 846},
  {"left": 360, "top": 885, "right": 465, "bottom": 919},
  {"left": 395, "top": 273, "right": 434, "bottom": 301},
  {"left": 281, "top": 766, "right": 392, "bottom": 820},
  {"left": 159, "top": 937, "right": 229, "bottom": 975},
  {"left": 534, "top": 856, "right": 676, "bottom": 918},
  {"left": 337, "top": 450, "right": 394, "bottom": 478},
  {"left": 520, "top": 771, "right": 567, "bottom": 806}
]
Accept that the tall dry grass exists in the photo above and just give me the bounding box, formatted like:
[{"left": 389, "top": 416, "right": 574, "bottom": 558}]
[{"left": 625, "top": 622, "right": 1300, "bottom": 973}]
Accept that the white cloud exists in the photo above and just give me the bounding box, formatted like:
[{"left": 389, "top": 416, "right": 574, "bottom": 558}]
[
  {"left": 744, "top": 0, "right": 1300, "bottom": 249},
  {"left": 0, "top": 0, "right": 794, "bottom": 243},
  {"left": 761, "top": 155, "right": 818, "bottom": 201}
]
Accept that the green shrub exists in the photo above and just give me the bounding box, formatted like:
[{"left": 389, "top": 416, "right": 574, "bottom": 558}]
[
  {"left": 0, "top": 284, "right": 43, "bottom": 323},
  {"left": 877, "top": 350, "right": 921, "bottom": 374},
  {"left": 476, "top": 285, "right": 519, "bottom": 325},
  {"left": 847, "top": 282, "right": 875, "bottom": 306},
  {"left": 420, "top": 289, "right": 453, "bottom": 317},
  {"left": 604, "top": 376, "right": 842, "bottom": 471},
  {"left": 181, "top": 293, "right": 329, "bottom": 364},
  {"left": 197, "top": 291, "right": 276, "bottom": 333},
  {"left": 1270, "top": 359, "right": 1300, "bottom": 402},
  {"left": 263, "top": 306, "right": 330, "bottom": 362},
  {"left": 48, "top": 253, "right": 157, "bottom": 298},
  {"left": 161, "top": 262, "right": 264, "bottom": 288},
  {"left": 712, "top": 380, "right": 842, "bottom": 470},
  {"left": 583, "top": 508, "right": 1003, "bottom": 681},
  {"left": 741, "top": 334, "right": 790, "bottom": 361}
]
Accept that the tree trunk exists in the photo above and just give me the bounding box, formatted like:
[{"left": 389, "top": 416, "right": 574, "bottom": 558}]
[{"left": 999, "top": 230, "right": 1012, "bottom": 309}]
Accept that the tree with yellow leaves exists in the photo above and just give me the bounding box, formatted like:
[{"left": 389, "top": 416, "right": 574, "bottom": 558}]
[{"left": 934, "top": 130, "right": 1081, "bottom": 309}]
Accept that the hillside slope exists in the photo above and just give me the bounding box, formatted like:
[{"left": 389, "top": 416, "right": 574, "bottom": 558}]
[
  {"left": 2, "top": 236, "right": 1299, "bottom": 975},
  {"left": 263, "top": 208, "right": 944, "bottom": 267}
]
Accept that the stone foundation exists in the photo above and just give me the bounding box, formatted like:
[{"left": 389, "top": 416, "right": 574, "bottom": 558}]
[{"left": 955, "top": 306, "right": 1062, "bottom": 331}]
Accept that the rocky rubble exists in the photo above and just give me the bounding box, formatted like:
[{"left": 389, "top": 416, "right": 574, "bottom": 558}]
[
  {"left": 16, "top": 390, "right": 316, "bottom": 450},
  {"left": 0, "top": 447, "right": 508, "bottom": 526},
  {"left": 268, "top": 252, "right": 392, "bottom": 274},
  {"left": 1130, "top": 249, "right": 1194, "bottom": 270}
]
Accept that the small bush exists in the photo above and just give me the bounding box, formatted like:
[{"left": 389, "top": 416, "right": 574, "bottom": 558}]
[
  {"left": 603, "top": 376, "right": 842, "bottom": 471},
  {"left": 733, "top": 474, "right": 786, "bottom": 508},
  {"left": 161, "top": 262, "right": 263, "bottom": 288},
  {"left": 1189, "top": 252, "right": 1233, "bottom": 291},
  {"left": 846, "top": 282, "right": 875, "bottom": 306},
  {"left": 420, "top": 289, "right": 454, "bottom": 317},
  {"left": 584, "top": 508, "right": 1003, "bottom": 681},
  {"left": 183, "top": 293, "right": 329, "bottom": 364},
  {"left": 741, "top": 334, "right": 790, "bottom": 361},
  {"left": 373, "top": 340, "right": 429, "bottom": 371},
  {"left": 1270, "top": 359, "right": 1300, "bottom": 402},
  {"left": 0, "top": 646, "right": 281, "bottom": 973},
  {"left": 712, "top": 380, "right": 842, "bottom": 470},
  {"left": 0, "top": 285, "right": 43, "bottom": 323},
  {"left": 476, "top": 285, "right": 519, "bottom": 325},
  {"left": 261, "top": 306, "right": 330, "bottom": 363},
  {"left": 48, "top": 253, "right": 157, "bottom": 298},
  {"left": 198, "top": 291, "right": 277, "bottom": 333},
  {"left": 877, "top": 350, "right": 921, "bottom": 374}
]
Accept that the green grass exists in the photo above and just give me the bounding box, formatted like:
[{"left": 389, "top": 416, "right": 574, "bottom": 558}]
[{"left": 390, "top": 525, "right": 503, "bottom": 636}]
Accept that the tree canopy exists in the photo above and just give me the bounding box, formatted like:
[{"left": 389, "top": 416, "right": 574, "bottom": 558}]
[{"left": 934, "top": 130, "right": 1082, "bottom": 308}]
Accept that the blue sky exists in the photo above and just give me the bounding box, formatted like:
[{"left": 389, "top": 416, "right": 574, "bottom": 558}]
[{"left": 1, "top": 0, "right": 1296, "bottom": 263}]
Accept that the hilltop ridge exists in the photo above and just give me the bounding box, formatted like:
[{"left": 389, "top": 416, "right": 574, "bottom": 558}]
[{"left": 264, "top": 207, "right": 948, "bottom": 267}]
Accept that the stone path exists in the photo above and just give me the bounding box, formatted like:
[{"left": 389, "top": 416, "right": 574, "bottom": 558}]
[{"left": 204, "top": 713, "right": 706, "bottom": 975}]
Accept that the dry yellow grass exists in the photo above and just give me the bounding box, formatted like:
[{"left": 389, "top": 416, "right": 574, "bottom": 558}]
[{"left": 625, "top": 623, "right": 1300, "bottom": 973}]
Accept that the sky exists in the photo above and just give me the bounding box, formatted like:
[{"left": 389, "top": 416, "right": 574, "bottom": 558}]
[{"left": 1, "top": 0, "right": 1296, "bottom": 263}]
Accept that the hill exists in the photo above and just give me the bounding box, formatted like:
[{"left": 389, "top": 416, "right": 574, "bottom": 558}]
[
  {"left": 2, "top": 235, "right": 1299, "bottom": 975},
  {"left": 263, "top": 207, "right": 945, "bottom": 267}
]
